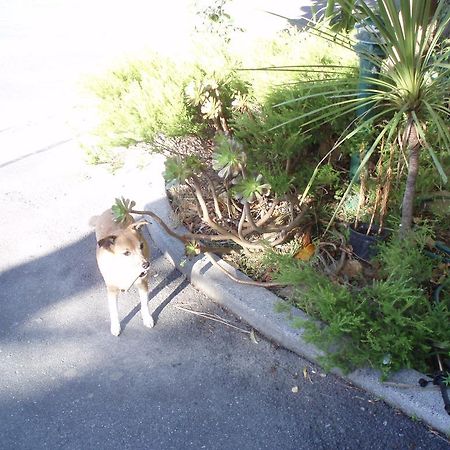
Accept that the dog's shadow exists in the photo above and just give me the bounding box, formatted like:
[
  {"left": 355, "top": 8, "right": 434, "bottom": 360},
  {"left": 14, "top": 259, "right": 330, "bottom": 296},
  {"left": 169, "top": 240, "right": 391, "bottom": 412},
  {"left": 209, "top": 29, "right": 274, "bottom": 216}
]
[{"left": 121, "top": 268, "right": 188, "bottom": 331}]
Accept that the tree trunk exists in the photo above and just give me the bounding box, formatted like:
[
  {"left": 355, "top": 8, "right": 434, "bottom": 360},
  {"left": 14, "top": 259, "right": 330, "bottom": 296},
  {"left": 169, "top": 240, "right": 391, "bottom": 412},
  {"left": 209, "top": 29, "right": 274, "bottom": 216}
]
[{"left": 400, "top": 118, "right": 421, "bottom": 237}]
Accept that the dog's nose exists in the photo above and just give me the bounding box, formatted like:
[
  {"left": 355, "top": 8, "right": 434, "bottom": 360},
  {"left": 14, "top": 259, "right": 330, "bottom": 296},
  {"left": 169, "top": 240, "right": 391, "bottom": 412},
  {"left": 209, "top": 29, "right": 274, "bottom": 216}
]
[{"left": 142, "top": 261, "right": 150, "bottom": 270}]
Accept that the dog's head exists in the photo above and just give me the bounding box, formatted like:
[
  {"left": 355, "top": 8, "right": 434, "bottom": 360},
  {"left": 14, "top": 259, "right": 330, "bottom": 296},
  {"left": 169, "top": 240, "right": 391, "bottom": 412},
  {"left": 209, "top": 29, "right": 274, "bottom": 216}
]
[{"left": 97, "top": 220, "right": 150, "bottom": 281}]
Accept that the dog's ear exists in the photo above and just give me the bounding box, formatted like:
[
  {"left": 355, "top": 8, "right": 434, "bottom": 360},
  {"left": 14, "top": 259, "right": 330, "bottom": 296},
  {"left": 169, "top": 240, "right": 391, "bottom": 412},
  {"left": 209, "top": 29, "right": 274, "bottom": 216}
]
[
  {"left": 130, "top": 220, "right": 147, "bottom": 232},
  {"left": 97, "top": 235, "right": 117, "bottom": 249}
]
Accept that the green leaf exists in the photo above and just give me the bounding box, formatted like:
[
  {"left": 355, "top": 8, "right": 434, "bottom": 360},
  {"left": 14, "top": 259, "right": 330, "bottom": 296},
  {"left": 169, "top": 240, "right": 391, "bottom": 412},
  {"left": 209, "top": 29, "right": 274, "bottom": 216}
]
[
  {"left": 411, "top": 112, "right": 448, "bottom": 185},
  {"left": 185, "top": 240, "right": 201, "bottom": 258},
  {"left": 164, "top": 155, "right": 203, "bottom": 184},
  {"left": 112, "top": 197, "right": 136, "bottom": 223},
  {"left": 212, "top": 135, "right": 246, "bottom": 179},
  {"left": 232, "top": 175, "right": 270, "bottom": 203}
]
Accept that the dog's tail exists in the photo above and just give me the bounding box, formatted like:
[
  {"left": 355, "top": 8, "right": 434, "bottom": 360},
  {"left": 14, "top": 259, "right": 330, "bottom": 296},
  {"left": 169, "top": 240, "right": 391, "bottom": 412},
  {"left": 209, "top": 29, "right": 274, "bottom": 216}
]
[{"left": 88, "top": 216, "right": 99, "bottom": 228}]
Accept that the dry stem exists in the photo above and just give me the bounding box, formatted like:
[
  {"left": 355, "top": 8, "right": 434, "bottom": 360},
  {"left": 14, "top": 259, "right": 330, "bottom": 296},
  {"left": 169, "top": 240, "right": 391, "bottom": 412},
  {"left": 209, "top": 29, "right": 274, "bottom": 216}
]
[{"left": 174, "top": 304, "right": 250, "bottom": 334}]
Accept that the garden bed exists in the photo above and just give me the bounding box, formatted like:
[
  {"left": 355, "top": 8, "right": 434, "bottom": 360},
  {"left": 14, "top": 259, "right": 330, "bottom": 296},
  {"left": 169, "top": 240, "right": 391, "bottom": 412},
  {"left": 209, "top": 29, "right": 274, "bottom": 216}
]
[
  {"left": 85, "top": 0, "right": 450, "bottom": 419},
  {"left": 160, "top": 134, "right": 450, "bottom": 381},
  {"left": 140, "top": 151, "right": 450, "bottom": 434}
]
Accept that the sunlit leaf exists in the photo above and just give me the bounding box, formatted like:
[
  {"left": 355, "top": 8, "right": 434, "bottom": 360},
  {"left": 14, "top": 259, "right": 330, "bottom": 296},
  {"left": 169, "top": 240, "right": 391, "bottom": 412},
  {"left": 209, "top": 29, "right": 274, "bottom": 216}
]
[
  {"left": 112, "top": 197, "right": 135, "bottom": 223},
  {"left": 295, "top": 244, "right": 316, "bottom": 261}
]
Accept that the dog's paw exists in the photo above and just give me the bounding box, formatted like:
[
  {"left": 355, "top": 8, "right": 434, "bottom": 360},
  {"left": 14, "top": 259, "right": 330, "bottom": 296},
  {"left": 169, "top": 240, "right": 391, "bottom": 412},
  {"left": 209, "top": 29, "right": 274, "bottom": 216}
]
[
  {"left": 111, "top": 322, "right": 121, "bottom": 336},
  {"left": 143, "top": 315, "right": 154, "bottom": 329}
]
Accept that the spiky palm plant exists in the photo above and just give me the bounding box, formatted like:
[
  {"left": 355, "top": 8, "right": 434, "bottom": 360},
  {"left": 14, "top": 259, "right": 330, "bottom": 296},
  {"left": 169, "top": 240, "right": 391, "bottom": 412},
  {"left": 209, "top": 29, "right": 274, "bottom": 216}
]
[{"left": 275, "top": 0, "right": 449, "bottom": 236}]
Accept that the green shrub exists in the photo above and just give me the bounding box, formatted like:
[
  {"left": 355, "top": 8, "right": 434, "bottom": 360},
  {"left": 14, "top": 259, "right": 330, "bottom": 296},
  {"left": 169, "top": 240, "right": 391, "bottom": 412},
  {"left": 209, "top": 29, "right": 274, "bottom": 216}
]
[
  {"left": 232, "top": 73, "right": 356, "bottom": 196},
  {"left": 85, "top": 24, "right": 357, "bottom": 161},
  {"left": 86, "top": 55, "right": 199, "bottom": 149},
  {"left": 270, "top": 228, "right": 450, "bottom": 376},
  {"left": 184, "top": 58, "right": 251, "bottom": 133},
  {"left": 221, "top": 26, "right": 358, "bottom": 197}
]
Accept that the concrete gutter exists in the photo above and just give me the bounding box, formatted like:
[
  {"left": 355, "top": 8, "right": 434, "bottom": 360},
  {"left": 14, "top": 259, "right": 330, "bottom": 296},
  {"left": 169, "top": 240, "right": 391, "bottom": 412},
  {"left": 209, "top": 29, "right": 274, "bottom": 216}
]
[{"left": 144, "top": 154, "right": 450, "bottom": 436}]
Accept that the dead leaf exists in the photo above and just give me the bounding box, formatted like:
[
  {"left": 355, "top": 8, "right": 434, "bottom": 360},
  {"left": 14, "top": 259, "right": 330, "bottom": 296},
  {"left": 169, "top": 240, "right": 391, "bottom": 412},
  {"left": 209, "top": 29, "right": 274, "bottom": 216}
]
[
  {"left": 295, "top": 243, "right": 316, "bottom": 261},
  {"left": 250, "top": 329, "right": 259, "bottom": 344},
  {"left": 303, "top": 367, "right": 313, "bottom": 383},
  {"left": 341, "top": 259, "right": 363, "bottom": 279},
  {"left": 302, "top": 228, "right": 312, "bottom": 247}
]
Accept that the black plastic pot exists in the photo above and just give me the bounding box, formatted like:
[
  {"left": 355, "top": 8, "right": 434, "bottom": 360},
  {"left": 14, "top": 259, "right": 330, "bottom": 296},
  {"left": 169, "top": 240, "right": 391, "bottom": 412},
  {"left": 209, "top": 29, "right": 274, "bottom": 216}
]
[{"left": 349, "top": 223, "right": 389, "bottom": 261}]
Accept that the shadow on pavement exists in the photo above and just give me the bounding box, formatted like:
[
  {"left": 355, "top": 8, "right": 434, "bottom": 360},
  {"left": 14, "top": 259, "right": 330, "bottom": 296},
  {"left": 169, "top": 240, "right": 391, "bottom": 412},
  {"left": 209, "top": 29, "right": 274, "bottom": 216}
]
[
  {"left": 0, "top": 212, "right": 447, "bottom": 449},
  {"left": 121, "top": 268, "right": 189, "bottom": 331},
  {"left": 0, "top": 231, "right": 187, "bottom": 338},
  {"left": 0, "top": 234, "right": 99, "bottom": 335}
]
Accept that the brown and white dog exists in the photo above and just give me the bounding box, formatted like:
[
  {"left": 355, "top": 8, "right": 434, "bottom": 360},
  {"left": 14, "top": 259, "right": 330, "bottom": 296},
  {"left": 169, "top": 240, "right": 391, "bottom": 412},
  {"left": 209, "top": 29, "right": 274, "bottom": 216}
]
[{"left": 92, "top": 209, "right": 154, "bottom": 336}]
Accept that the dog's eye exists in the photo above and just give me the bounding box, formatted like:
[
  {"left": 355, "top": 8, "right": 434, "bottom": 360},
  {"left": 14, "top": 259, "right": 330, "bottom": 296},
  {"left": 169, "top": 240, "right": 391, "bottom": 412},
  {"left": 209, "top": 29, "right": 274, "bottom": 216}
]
[
  {"left": 140, "top": 243, "right": 144, "bottom": 250},
  {"left": 123, "top": 250, "right": 131, "bottom": 256}
]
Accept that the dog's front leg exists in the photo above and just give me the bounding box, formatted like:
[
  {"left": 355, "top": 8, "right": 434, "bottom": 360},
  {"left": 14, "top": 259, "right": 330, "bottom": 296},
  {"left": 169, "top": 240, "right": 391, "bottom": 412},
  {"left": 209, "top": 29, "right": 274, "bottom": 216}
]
[
  {"left": 136, "top": 278, "right": 154, "bottom": 329},
  {"left": 107, "top": 286, "right": 121, "bottom": 336}
]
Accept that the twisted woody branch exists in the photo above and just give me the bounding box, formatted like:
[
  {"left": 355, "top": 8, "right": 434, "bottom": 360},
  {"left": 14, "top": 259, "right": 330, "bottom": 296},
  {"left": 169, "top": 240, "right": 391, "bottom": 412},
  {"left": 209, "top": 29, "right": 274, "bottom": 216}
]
[{"left": 128, "top": 206, "right": 286, "bottom": 288}]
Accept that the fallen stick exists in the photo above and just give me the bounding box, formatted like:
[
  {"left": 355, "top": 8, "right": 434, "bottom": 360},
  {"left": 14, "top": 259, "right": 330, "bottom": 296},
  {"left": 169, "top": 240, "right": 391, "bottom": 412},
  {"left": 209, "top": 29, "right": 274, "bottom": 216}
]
[{"left": 174, "top": 305, "right": 250, "bottom": 334}]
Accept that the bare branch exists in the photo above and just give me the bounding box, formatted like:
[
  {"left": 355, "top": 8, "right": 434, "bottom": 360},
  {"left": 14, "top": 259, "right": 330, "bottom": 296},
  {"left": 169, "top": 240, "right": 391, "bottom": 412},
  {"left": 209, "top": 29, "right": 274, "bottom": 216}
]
[
  {"left": 184, "top": 181, "right": 203, "bottom": 218},
  {"left": 333, "top": 248, "right": 347, "bottom": 275},
  {"left": 174, "top": 305, "right": 250, "bottom": 334},
  {"left": 130, "top": 208, "right": 231, "bottom": 251},
  {"left": 190, "top": 176, "right": 211, "bottom": 221},
  {"left": 237, "top": 203, "right": 247, "bottom": 241},
  {"left": 189, "top": 176, "right": 265, "bottom": 250},
  {"left": 205, "top": 175, "right": 223, "bottom": 220},
  {"left": 256, "top": 198, "right": 279, "bottom": 227},
  {"left": 242, "top": 202, "right": 265, "bottom": 234}
]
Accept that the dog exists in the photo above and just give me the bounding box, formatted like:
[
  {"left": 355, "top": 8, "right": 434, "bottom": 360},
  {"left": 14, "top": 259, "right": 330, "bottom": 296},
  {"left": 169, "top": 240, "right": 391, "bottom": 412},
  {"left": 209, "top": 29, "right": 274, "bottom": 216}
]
[{"left": 92, "top": 209, "right": 154, "bottom": 336}]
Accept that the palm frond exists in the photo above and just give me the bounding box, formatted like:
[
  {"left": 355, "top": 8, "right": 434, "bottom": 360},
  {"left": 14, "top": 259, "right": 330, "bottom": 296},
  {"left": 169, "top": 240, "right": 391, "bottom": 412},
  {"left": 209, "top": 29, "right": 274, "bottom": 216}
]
[{"left": 268, "top": 0, "right": 449, "bottom": 231}]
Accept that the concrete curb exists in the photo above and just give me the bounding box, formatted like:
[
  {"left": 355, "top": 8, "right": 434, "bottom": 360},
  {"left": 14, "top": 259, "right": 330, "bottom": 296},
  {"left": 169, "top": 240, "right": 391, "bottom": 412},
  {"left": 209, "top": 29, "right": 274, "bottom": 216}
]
[{"left": 144, "top": 154, "right": 450, "bottom": 436}]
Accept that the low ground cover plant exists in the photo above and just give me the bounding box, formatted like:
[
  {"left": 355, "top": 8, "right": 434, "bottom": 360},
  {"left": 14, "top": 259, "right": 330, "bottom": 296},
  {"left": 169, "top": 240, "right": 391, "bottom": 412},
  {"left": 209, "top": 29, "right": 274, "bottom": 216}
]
[
  {"left": 268, "top": 226, "right": 450, "bottom": 377},
  {"left": 86, "top": 56, "right": 198, "bottom": 147}
]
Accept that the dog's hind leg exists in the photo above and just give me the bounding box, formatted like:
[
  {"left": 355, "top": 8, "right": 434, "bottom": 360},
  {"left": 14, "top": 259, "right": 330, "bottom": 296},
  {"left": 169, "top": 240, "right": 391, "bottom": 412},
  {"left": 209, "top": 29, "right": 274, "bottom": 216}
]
[
  {"left": 136, "top": 278, "right": 154, "bottom": 329},
  {"left": 107, "top": 286, "right": 121, "bottom": 336}
]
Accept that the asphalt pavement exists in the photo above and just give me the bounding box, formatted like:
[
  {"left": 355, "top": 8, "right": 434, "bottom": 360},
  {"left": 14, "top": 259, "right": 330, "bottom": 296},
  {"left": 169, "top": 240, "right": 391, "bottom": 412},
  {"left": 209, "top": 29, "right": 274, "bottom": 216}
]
[
  {"left": 0, "top": 136, "right": 449, "bottom": 449},
  {"left": 1, "top": 1, "right": 449, "bottom": 449}
]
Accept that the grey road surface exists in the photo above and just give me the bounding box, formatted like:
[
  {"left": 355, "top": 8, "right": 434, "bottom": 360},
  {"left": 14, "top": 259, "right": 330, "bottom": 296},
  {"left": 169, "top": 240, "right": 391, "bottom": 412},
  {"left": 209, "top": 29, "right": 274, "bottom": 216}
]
[
  {"left": 1, "top": 138, "right": 449, "bottom": 450},
  {"left": 0, "top": 1, "right": 449, "bottom": 449}
]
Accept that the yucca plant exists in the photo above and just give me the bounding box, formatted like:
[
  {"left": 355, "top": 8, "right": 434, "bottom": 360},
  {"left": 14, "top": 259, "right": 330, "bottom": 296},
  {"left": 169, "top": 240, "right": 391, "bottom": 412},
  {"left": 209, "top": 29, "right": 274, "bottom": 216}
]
[
  {"left": 275, "top": 0, "right": 449, "bottom": 237},
  {"left": 325, "top": 0, "right": 358, "bottom": 31}
]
